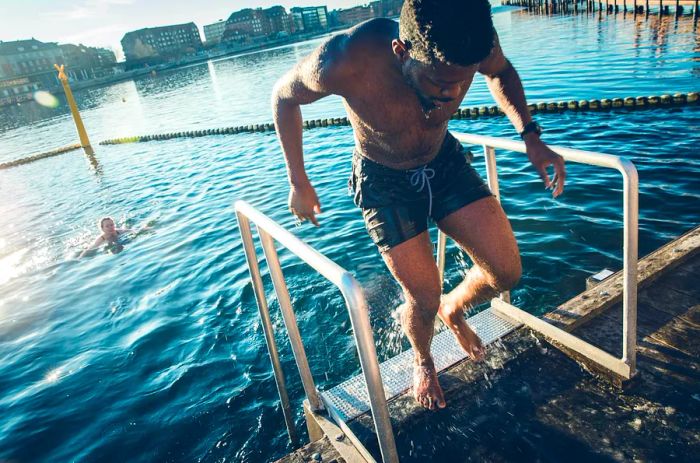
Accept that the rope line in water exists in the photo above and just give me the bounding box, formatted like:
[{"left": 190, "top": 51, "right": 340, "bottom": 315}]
[
  {"left": 98, "top": 92, "right": 698, "bottom": 145},
  {"left": 3, "top": 92, "right": 695, "bottom": 170},
  {"left": 0, "top": 144, "right": 81, "bottom": 170}
]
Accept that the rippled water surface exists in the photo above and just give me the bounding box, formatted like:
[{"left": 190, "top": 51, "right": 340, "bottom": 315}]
[{"left": 1, "top": 10, "right": 699, "bottom": 463}]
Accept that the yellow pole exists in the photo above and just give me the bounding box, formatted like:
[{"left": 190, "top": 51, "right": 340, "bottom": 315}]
[{"left": 54, "top": 64, "right": 94, "bottom": 155}]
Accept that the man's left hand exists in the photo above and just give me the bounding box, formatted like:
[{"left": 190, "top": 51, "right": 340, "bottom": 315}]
[{"left": 525, "top": 137, "right": 566, "bottom": 198}]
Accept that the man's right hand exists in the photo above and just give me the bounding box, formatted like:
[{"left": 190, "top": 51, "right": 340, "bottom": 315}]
[{"left": 289, "top": 180, "right": 321, "bottom": 226}]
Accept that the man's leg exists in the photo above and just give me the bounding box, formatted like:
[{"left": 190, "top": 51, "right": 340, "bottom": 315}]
[
  {"left": 437, "top": 196, "right": 522, "bottom": 359},
  {"left": 379, "top": 230, "right": 445, "bottom": 410}
]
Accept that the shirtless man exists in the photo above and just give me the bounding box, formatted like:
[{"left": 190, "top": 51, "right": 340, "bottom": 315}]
[{"left": 271, "top": 0, "right": 566, "bottom": 410}]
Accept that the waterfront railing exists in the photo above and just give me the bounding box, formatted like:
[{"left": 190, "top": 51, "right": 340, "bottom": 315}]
[{"left": 235, "top": 131, "right": 638, "bottom": 462}]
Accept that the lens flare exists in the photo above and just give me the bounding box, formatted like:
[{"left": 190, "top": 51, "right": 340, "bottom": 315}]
[{"left": 33, "top": 91, "right": 59, "bottom": 108}]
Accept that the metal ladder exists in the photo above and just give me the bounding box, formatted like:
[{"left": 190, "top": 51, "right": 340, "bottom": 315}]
[{"left": 235, "top": 131, "right": 639, "bottom": 463}]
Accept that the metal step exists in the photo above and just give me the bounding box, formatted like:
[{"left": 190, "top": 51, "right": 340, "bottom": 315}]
[{"left": 320, "top": 306, "right": 521, "bottom": 423}]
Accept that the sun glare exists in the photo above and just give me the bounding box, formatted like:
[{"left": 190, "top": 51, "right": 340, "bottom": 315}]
[
  {"left": 0, "top": 248, "right": 27, "bottom": 286},
  {"left": 33, "top": 91, "right": 60, "bottom": 108},
  {"left": 45, "top": 368, "right": 62, "bottom": 383}
]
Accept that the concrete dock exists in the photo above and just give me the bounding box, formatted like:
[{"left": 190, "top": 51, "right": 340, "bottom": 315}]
[{"left": 277, "top": 225, "right": 699, "bottom": 462}]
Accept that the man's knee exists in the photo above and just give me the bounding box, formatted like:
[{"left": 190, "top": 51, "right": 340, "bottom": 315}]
[
  {"left": 486, "top": 256, "right": 522, "bottom": 292},
  {"left": 405, "top": 286, "right": 441, "bottom": 316}
]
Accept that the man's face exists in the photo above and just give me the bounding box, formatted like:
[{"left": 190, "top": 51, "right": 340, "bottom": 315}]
[
  {"left": 401, "top": 58, "right": 477, "bottom": 116},
  {"left": 101, "top": 219, "right": 116, "bottom": 235}
]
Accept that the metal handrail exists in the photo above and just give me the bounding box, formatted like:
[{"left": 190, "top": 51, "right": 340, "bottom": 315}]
[
  {"left": 449, "top": 133, "right": 639, "bottom": 376},
  {"left": 235, "top": 200, "right": 399, "bottom": 463},
  {"left": 236, "top": 131, "right": 639, "bottom": 463}
]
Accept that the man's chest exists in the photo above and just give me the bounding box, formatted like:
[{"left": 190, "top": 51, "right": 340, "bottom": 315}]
[{"left": 343, "top": 79, "right": 463, "bottom": 135}]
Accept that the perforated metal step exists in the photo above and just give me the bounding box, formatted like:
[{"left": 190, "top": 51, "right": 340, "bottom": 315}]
[{"left": 320, "top": 307, "right": 520, "bottom": 422}]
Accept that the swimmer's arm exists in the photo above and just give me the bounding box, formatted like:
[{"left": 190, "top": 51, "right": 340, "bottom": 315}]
[
  {"left": 478, "top": 33, "right": 566, "bottom": 197},
  {"left": 271, "top": 33, "right": 354, "bottom": 186},
  {"left": 79, "top": 235, "right": 105, "bottom": 258}
]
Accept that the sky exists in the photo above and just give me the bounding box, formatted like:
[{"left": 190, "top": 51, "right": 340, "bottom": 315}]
[{"left": 0, "top": 0, "right": 368, "bottom": 60}]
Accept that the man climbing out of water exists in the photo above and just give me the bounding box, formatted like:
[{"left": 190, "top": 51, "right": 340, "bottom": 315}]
[
  {"left": 79, "top": 217, "right": 134, "bottom": 257},
  {"left": 271, "top": 0, "right": 566, "bottom": 410}
]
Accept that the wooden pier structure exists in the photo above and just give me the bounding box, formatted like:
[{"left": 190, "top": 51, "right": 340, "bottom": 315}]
[
  {"left": 503, "top": 0, "right": 699, "bottom": 18},
  {"left": 277, "top": 225, "right": 700, "bottom": 462}
]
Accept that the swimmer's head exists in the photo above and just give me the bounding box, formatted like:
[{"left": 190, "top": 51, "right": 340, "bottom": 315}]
[
  {"left": 99, "top": 217, "right": 116, "bottom": 235},
  {"left": 394, "top": 0, "right": 495, "bottom": 113},
  {"left": 398, "top": 0, "right": 495, "bottom": 67}
]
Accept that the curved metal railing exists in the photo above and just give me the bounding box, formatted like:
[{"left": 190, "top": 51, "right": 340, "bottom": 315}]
[
  {"left": 235, "top": 200, "right": 399, "bottom": 463},
  {"left": 451, "top": 133, "right": 638, "bottom": 377},
  {"left": 235, "top": 131, "right": 638, "bottom": 463}
]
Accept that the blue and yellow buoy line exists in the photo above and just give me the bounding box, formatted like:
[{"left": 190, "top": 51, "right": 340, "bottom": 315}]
[
  {"left": 99, "top": 92, "right": 699, "bottom": 146},
  {"left": 0, "top": 92, "right": 696, "bottom": 170}
]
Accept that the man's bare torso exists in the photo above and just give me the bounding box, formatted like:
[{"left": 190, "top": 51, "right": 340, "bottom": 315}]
[{"left": 333, "top": 19, "right": 476, "bottom": 169}]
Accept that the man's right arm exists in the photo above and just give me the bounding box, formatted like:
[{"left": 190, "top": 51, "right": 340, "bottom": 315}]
[
  {"left": 79, "top": 235, "right": 104, "bottom": 258},
  {"left": 271, "top": 34, "right": 352, "bottom": 226}
]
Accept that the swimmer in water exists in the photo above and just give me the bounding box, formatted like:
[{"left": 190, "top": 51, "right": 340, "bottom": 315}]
[{"left": 79, "top": 217, "right": 134, "bottom": 258}]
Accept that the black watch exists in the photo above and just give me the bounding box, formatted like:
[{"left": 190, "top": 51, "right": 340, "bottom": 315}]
[{"left": 520, "top": 121, "right": 542, "bottom": 139}]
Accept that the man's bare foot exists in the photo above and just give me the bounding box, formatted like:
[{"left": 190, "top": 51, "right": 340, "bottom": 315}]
[
  {"left": 438, "top": 298, "right": 485, "bottom": 361},
  {"left": 413, "top": 362, "right": 446, "bottom": 410}
]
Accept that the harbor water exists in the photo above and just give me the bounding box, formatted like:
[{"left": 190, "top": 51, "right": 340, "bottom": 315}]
[{"left": 1, "top": 10, "right": 699, "bottom": 462}]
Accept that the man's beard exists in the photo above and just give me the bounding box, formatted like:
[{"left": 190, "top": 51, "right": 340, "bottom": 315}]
[
  {"left": 403, "top": 71, "right": 442, "bottom": 118},
  {"left": 416, "top": 92, "right": 441, "bottom": 117}
]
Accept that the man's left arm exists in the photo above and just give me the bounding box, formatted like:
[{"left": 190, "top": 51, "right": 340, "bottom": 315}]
[{"left": 478, "top": 33, "right": 566, "bottom": 198}]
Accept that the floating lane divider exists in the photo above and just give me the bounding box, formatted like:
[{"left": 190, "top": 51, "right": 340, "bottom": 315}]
[
  {"left": 0, "top": 144, "right": 82, "bottom": 170},
  {"left": 99, "top": 92, "right": 699, "bottom": 145}
]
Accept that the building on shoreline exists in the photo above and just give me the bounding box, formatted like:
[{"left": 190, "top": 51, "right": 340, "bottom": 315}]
[
  {"left": 0, "top": 38, "right": 119, "bottom": 106},
  {"left": 121, "top": 23, "right": 202, "bottom": 69},
  {"left": 60, "top": 44, "right": 117, "bottom": 80},
  {"left": 265, "top": 6, "right": 293, "bottom": 38},
  {"left": 223, "top": 8, "right": 269, "bottom": 43},
  {"left": 203, "top": 20, "right": 227, "bottom": 44},
  {"left": 331, "top": 0, "right": 404, "bottom": 26},
  {"left": 0, "top": 1, "right": 405, "bottom": 106},
  {"left": 334, "top": 4, "right": 376, "bottom": 25},
  {"left": 290, "top": 6, "right": 329, "bottom": 33},
  {"left": 373, "top": 0, "right": 404, "bottom": 17},
  {"left": 0, "top": 39, "right": 65, "bottom": 105},
  {"left": 222, "top": 6, "right": 293, "bottom": 45}
]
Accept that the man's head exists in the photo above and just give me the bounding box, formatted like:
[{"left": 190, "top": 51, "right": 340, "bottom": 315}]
[
  {"left": 393, "top": 0, "right": 495, "bottom": 113},
  {"left": 99, "top": 217, "right": 116, "bottom": 235}
]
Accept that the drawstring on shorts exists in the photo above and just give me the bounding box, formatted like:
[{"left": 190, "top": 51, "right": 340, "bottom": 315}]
[{"left": 408, "top": 165, "right": 436, "bottom": 216}]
